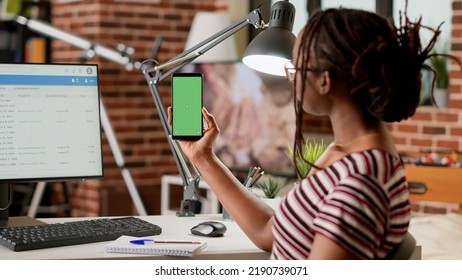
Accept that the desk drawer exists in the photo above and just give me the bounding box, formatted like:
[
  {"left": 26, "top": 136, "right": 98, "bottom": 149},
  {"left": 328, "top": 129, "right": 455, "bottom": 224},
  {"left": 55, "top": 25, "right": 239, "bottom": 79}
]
[{"left": 405, "top": 165, "right": 462, "bottom": 212}]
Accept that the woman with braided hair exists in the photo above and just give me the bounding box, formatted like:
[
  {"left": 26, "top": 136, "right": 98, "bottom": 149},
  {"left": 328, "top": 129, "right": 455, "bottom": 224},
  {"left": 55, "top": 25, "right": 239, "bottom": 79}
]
[{"left": 168, "top": 6, "right": 457, "bottom": 259}]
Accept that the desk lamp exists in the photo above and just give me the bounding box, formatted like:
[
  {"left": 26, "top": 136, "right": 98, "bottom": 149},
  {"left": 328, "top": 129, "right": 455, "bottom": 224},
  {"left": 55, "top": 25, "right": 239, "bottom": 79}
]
[{"left": 141, "top": 1, "right": 296, "bottom": 216}]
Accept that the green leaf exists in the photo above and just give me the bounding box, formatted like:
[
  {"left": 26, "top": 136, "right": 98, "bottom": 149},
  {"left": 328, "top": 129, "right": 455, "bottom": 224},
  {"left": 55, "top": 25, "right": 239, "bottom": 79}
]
[
  {"left": 255, "top": 176, "right": 284, "bottom": 199},
  {"left": 426, "top": 40, "right": 450, "bottom": 89},
  {"left": 428, "top": 55, "right": 449, "bottom": 89},
  {"left": 287, "top": 138, "right": 327, "bottom": 180}
]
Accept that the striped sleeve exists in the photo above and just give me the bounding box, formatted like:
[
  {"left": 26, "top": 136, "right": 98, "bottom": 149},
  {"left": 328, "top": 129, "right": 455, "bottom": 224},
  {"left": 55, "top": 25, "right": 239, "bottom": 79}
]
[{"left": 311, "top": 173, "right": 389, "bottom": 259}]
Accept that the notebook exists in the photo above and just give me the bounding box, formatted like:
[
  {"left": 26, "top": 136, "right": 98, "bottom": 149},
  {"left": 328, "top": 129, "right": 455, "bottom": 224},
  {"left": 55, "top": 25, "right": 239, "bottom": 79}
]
[{"left": 104, "top": 235, "right": 207, "bottom": 257}]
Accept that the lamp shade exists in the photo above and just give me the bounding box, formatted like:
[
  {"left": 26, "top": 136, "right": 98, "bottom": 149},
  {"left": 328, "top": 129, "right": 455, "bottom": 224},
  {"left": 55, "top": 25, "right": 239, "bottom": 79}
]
[
  {"left": 184, "top": 12, "right": 238, "bottom": 63},
  {"left": 243, "top": 1, "right": 296, "bottom": 76}
]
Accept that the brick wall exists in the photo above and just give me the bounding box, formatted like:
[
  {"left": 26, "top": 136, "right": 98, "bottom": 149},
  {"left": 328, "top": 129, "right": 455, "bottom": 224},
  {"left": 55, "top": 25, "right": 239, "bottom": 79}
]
[{"left": 51, "top": 0, "right": 228, "bottom": 216}]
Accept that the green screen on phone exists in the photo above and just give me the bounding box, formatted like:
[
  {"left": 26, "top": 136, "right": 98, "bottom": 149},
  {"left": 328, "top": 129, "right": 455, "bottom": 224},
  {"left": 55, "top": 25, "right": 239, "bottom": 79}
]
[{"left": 172, "top": 74, "right": 203, "bottom": 139}]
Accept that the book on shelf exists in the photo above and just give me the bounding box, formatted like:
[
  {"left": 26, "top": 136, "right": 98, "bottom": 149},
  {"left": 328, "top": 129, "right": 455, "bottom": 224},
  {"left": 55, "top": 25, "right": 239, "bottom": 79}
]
[
  {"left": 104, "top": 235, "right": 207, "bottom": 257},
  {"left": 25, "top": 37, "right": 46, "bottom": 63}
]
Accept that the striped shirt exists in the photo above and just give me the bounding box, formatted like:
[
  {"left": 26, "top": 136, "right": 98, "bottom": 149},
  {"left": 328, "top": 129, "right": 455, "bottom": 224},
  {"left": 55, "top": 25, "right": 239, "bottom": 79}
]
[{"left": 271, "top": 149, "right": 411, "bottom": 259}]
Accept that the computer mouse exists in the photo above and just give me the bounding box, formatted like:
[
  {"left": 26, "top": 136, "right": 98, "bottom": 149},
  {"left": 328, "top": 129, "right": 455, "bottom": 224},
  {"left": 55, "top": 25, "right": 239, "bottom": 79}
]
[{"left": 190, "top": 221, "right": 227, "bottom": 237}]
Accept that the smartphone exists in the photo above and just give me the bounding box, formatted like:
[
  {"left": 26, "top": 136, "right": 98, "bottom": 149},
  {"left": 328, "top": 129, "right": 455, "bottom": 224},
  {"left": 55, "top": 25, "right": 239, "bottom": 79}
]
[{"left": 171, "top": 73, "right": 203, "bottom": 140}]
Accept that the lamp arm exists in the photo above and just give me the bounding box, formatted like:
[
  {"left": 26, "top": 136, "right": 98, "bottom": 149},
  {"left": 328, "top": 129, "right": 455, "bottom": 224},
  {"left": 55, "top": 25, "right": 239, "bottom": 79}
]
[
  {"left": 143, "top": 8, "right": 264, "bottom": 83},
  {"left": 15, "top": 15, "right": 140, "bottom": 71},
  {"left": 141, "top": 8, "right": 264, "bottom": 216}
]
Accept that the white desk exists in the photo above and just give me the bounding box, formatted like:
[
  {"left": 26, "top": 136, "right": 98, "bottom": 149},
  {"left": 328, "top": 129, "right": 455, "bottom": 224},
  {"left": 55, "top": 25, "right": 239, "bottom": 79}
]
[{"left": 0, "top": 214, "right": 270, "bottom": 260}]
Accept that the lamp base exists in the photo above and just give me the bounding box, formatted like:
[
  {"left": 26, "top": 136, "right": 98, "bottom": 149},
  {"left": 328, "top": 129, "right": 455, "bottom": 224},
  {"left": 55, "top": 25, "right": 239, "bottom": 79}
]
[{"left": 176, "top": 199, "right": 202, "bottom": 217}]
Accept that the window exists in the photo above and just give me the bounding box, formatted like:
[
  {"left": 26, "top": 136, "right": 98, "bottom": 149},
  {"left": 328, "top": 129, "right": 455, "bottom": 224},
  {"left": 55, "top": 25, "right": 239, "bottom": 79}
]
[
  {"left": 394, "top": 0, "right": 452, "bottom": 107},
  {"left": 393, "top": 0, "right": 452, "bottom": 44}
]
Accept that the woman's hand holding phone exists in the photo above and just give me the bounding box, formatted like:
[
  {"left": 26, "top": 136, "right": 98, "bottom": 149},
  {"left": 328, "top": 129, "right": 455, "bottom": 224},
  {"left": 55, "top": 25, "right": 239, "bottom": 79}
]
[{"left": 168, "top": 106, "right": 220, "bottom": 164}]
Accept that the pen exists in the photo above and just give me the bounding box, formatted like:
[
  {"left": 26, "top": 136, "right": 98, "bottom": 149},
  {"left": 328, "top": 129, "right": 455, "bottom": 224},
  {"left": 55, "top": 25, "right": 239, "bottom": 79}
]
[
  {"left": 130, "top": 239, "right": 202, "bottom": 245},
  {"left": 245, "top": 170, "right": 264, "bottom": 188},
  {"left": 244, "top": 178, "right": 253, "bottom": 188},
  {"left": 243, "top": 166, "right": 257, "bottom": 186},
  {"left": 249, "top": 171, "right": 264, "bottom": 188},
  {"left": 252, "top": 168, "right": 262, "bottom": 180}
]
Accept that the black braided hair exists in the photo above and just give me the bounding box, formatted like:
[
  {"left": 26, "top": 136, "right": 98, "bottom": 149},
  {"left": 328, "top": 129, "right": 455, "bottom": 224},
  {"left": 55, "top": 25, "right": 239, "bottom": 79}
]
[{"left": 291, "top": 5, "right": 458, "bottom": 179}]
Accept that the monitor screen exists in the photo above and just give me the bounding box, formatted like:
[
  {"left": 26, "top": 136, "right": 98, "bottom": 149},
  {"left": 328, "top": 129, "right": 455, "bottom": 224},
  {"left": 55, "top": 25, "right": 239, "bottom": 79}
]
[
  {"left": 0, "top": 63, "right": 103, "bottom": 182},
  {"left": 181, "top": 62, "right": 296, "bottom": 176}
]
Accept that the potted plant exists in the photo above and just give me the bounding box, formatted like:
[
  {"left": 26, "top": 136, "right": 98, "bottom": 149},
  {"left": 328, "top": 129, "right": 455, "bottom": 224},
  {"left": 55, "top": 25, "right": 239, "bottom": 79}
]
[
  {"left": 252, "top": 138, "right": 327, "bottom": 209},
  {"left": 287, "top": 138, "right": 327, "bottom": 181},
  {"left": 255, "top": 176, "right": 284, "bottom": 199},
  {"left": 254, "top": 176, "right": 285, "bottom": 209}
]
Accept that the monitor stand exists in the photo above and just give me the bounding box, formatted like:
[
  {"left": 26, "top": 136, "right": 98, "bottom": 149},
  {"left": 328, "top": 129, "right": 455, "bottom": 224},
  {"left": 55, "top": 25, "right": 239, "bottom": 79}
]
[
  {"left": 0, "top": 183, "right": 10, "bottom": 226},
  {"left": 0, "top": 216, "right": 45, "bottom": 228},
  {"left": 0, "top": 183, "right": 45, "bottom": 228}
]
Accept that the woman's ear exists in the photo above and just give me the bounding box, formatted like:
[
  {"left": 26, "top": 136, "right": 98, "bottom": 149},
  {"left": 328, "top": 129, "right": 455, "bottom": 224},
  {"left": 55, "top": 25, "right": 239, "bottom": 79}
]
[{"left": 318, "top": 71, "right": 331, "bottom": 95}]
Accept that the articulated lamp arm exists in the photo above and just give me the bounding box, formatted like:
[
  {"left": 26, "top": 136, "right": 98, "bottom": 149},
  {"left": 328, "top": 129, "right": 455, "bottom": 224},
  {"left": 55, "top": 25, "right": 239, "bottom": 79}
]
[
  {"left": 140, "top": 8, "right": 264, "bottom": 216},
  {"left": 15, "top": 15, "right": 140, "bottom": 71}
]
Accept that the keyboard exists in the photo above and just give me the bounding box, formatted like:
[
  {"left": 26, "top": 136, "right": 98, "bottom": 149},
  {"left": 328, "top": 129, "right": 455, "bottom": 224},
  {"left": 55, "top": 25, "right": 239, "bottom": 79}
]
[{"left": 0, "top": 216, "right": 162, "bottom": 252}]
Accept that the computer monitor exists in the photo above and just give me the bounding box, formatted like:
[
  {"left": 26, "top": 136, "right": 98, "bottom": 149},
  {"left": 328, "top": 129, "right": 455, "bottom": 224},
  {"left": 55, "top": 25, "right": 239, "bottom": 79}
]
[
  {"left": 0, "top": 63, "right": 103, "bottom": 226},
  {"left": 180, "top": 62, "right": 296, "bottom": 177}
]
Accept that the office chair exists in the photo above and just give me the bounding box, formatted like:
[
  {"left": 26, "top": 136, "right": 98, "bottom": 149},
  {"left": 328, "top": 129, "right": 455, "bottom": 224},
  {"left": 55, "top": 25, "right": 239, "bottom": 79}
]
[{"left": 386, "top": 232, "right": 417, "bottom": 260}]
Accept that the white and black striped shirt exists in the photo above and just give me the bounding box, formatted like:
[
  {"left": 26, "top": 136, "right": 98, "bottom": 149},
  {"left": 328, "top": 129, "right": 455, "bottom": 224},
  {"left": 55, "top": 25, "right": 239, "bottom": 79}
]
[{"left": 271, "top": 149, "right": 411, "bottom": 259}]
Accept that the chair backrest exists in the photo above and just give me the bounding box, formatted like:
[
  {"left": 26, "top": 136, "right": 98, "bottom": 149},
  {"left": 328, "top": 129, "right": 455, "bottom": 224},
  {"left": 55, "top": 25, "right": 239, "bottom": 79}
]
[{"left": 386, "top": 232, "right": 417, "bottom": 260}]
